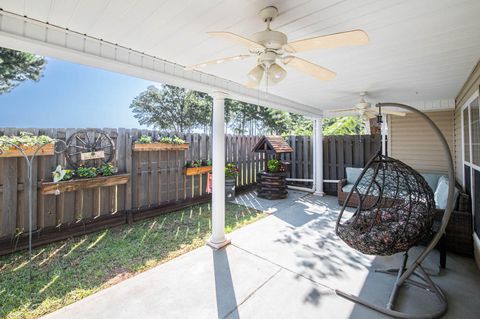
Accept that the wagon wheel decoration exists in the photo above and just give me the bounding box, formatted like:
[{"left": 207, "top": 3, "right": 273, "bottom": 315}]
[{"left": 65, "top": 129, "right": 115, "bottom": 168}]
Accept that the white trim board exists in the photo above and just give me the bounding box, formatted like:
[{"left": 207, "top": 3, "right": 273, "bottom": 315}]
[
  {"left": 474, "top": 232, "right": 480, "bottom": 270},
  {"left": 0, "top": 10, "right": 321, "bottom": 117}
]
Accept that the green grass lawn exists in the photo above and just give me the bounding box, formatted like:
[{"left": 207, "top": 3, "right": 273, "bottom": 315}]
[{"left": 0, "top": 202, "right": 265, "bottom": 319}]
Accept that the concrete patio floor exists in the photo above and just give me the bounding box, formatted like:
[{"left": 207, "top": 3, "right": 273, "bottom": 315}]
[{"left": 44, "top": 191, "right": 480, "bottom": 319}]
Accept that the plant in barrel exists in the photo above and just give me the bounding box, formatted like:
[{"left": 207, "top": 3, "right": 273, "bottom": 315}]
[{"left": 225, "top": 163, "right": 239, "bottom": 200}]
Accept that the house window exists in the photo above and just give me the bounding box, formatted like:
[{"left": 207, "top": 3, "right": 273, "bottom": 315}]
[
  {"left": 471, "top": 97, "right": 480, "bottom": 166},
  {"left": 463, "top": 107, "right": 470, "bottom": 162}
]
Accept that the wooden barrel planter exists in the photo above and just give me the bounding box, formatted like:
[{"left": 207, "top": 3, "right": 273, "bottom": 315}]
[
  {"left": 256, "top": 171, "right": 288, "bottom": 200},
  {"left": 252, "top": 136, "right": 293, "bottom": 200}
]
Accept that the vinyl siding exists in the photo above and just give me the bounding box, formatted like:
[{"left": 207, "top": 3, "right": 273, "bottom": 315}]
[{"left": 390, "top": 111, "right": 454, "bottom": 174}]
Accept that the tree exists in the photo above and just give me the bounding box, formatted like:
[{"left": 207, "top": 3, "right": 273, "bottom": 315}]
[
  {"left": 0, "top": 47, "right": 46, "bottom": 94},
  {"left": 130, "top": 84, "right": 208, "bottom": 133},
  {"left": 322, "top": 116, "right": 365, "bottom": 135}
]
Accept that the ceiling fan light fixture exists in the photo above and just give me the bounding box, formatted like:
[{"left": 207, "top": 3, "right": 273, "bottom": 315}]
[
  {"left": 268, "top": 63, "right": 287, "bottom": 84},
  {"left": 247, "top": 65, "right": 265, "bottom": 84}
]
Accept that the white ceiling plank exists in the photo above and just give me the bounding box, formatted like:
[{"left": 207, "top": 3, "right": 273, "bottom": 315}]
[
  {"left": 0, "top": 10, "right": 319, "bottom": 117},
  {"left": 0, "top": 0, "right": 479, "bottom": 112}
]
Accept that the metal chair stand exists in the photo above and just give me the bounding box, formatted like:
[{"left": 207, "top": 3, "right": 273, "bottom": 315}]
[{"left": 334, "top": 103, "right": 454, "bottom": 319}]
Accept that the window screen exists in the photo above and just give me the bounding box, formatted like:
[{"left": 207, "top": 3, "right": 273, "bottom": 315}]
[
  {"left": 471, "top": 98, "right": 480, "bottom": 166},
  {"left": 463, "top": 107, "right": 470, "bottom": 162}
]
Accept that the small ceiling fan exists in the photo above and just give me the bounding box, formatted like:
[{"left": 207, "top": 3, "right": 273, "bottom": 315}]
[
  {"left": 330, "top": 92, "right": 407, "bottom": 119},
  {"left": 186, "top": 6, "right": 369, "bottom": 87}
]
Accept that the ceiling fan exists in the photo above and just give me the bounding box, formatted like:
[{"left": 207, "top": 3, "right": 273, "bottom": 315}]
[
  {"left": 330, "top": 92, "right": 407, "bottom": 120},
  {"left": 185, "top": 6, "right": 369, "bottom": 87}
]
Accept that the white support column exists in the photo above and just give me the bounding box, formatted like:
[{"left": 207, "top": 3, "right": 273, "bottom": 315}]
[
  {"left": 381, "top": 116, "right": 388, "bottom": 156},
  {"left": 207, "top": 91, "right": 231, "bottom": 249},
  {"left": 313, "top": 118, "right": 325, "bottom": 196},
  {"left": 364, "top": 118, "right": 371, "bottom": 135}
]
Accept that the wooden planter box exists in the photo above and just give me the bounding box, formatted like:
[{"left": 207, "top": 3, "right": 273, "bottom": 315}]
[
  {"left": 133, "top": 143, "right": 189, "bottom": 152},
  {"left": 183, "top": 166, "right": 212, "bottom": 176},
  {"left": 0, "top": 143, "right": 54, "bottom": 158},
  {"left": 40, "top": 174, "right": 130, "bottom": 195}
]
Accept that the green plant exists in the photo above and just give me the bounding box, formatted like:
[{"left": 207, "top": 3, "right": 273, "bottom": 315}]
[
  {"left": 267, "top": 159, "right": 281, "bottom": 173},
  {"left": 97, "top": 163, "right": 117, "bottom": 176},
  {"left": 0, "top": 131, "right": 54, "bottom": 151},
  {"left": 159, "top": 136, "right": 186, "bottom": 144},
  {"left": 136, "top": 135, "right": 152, "bottom": 144},
  {"left": 225, "top": 163, "right": 239, "bottom": 179},
  {"left": 76, "top": 166, "right": 97, "bottom": 178}
]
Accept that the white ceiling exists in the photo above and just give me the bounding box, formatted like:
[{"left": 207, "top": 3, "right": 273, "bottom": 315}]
[{"left": 0, "top": 0, "right": 479, "bottom": 111}]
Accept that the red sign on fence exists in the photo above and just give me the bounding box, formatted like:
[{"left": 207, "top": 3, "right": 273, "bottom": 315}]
[{"left": 206, "top": 173, "right": 212, "bottom": 194}]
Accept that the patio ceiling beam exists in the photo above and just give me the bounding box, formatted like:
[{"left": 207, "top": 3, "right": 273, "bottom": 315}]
[{"left": 0, "top": 10, "right": 321, "bottom": 117}]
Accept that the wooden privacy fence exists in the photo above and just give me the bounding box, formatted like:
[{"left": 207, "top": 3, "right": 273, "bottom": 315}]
[
  {"left": 281, "top": 135, "right": 382, "bottom": 194},
  {"left": 0, "top": 128, "right": 264, "bottom": 253},
  {"left": 322, "top": 135, "right": 382, "bottom": 194},
  {"left": 0, "top": 128, "right": 380, "bottom": 254}
]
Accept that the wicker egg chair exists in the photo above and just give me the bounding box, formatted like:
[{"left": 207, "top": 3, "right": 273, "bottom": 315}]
[
  {"left": 335, "top": 153, "right": 436, "bottom": 256},
  {"left": 334, "top": 103, "right": 455, "bottom": 319}
]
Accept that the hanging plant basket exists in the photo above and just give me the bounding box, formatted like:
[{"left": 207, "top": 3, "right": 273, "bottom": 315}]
[
  {"left": 40, "top": 174, "right": 130, "bottom": 195},
  {"left": 183, "top": 166, "right": 212, "bottom": 176},
  {"left": 0, "top": 143, "right": 55, "bottom": 158},
  {"left": 133, "top": 142, "right": 189, "bottom": 152}
]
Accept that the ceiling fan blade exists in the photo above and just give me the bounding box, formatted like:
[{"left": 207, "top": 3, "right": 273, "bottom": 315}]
[
  {"left": 185, "top": 54, "right": 253, "bottom": 70},
  {"left": 207, "top": 32, "right": 264, "bottom": 50},
  {"left": 381, "top": 109, "right": 407, "bottom": 116},
  {"left": 282, "top": 56, "right": 336, "bottom": 81},
  {"left": 329, "top": 108, "right": 357, "bottom": 113},
  {"left": 364, "top": 109, "right": 378, "bottom": 119},
  {"left": 244, "top": 80, "right": 259, "bottom": 88},
  {"left": 284, "top": 29, "right": 369, "bottom": 53}
]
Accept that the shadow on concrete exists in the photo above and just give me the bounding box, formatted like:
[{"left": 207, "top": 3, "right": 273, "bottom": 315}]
[
  {"left": 273, "top": 195, "right": 371, "bottom": 281},
  {"left": 213, "top": 249, "right": 240, "bottom": 319}
]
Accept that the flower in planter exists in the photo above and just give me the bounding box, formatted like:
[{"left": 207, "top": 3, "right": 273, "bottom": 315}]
[
  {"left": 159, "top": 136, "right": 186, "bottom": 145},
  {"left": 225, "top": 163, "right": 239, "bottom": 179},
  {"left": 63, "top": 169, "right": 74, "bottom": 181},
  {"left": 0, "top": 131, "right": 54, "bottom": 151},
  {"left": 76, "top": 166, "right": 98, "bottom": 178},
  {"left": 98, "top": 163, "right": 117, "bottom": 176},
  {"left": 136, "top": 135, "right": 153, "bottom": 144},
  {"left": 185, "top": 159, "right": 212, "bottom": 168}
]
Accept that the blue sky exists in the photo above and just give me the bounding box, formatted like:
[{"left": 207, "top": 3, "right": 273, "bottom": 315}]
[{"left": 0, "top": 57, "right": 155, "bottom": 128}]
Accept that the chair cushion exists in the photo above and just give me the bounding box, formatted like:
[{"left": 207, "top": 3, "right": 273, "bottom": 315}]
[
  {"left": 346, "top": 167, "right": 363, "bottom": 185},
  {"left": 421, "top": 173, "right": 442, "bottom": 192},
  {"left": 342, "top": 184, "right": 354, "bottom": 193},
  {"left": 434, "top": 176, "right": 460, "bottom": 209}
]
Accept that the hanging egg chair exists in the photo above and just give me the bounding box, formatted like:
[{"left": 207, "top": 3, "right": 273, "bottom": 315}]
[
  {"left": 335, "top": 152, "right": 436, "bottom": 256},
  {"left": 333, "top": 103, "right": 455, "bottom": 319}
]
